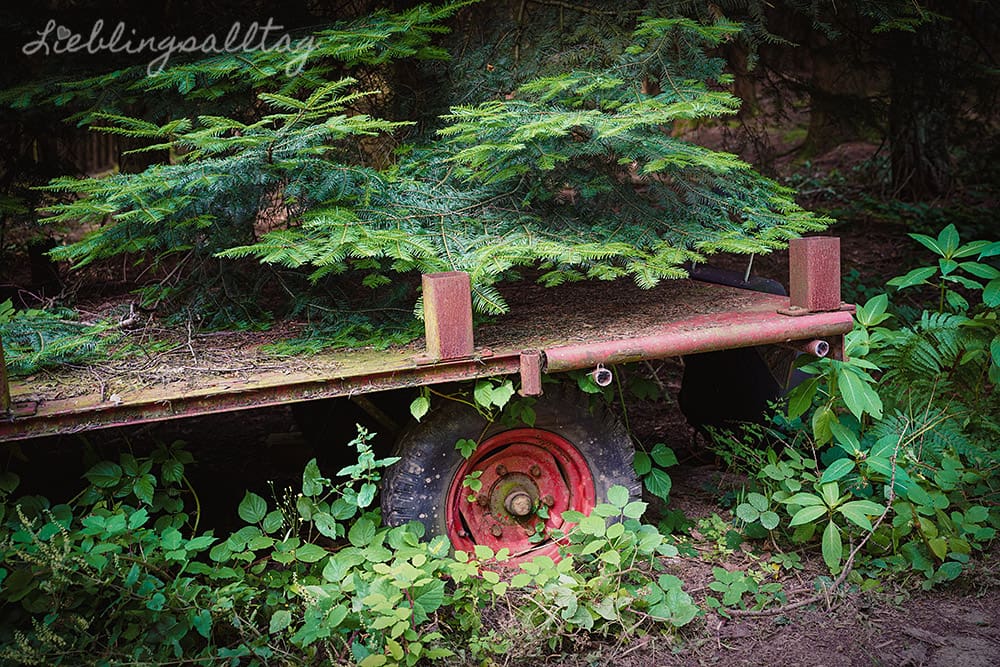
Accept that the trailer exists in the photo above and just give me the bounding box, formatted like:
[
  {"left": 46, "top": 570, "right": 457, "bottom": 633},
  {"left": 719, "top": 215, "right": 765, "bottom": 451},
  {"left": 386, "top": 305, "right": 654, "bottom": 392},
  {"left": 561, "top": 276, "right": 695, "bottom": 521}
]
[{"left": 1, "top": 237, "right": 852, "bottom": 561}]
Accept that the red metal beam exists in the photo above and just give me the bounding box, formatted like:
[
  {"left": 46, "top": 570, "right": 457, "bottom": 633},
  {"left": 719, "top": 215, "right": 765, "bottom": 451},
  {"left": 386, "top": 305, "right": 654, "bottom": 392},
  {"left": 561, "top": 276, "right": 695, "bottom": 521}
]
[{"left": 544, "top": 308, "right": 854, "bottom": 373}]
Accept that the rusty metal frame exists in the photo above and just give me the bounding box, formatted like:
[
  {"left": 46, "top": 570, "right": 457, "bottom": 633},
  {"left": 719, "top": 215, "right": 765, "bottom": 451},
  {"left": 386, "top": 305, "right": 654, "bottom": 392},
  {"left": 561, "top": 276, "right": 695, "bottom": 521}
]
[
  {"left": 0, "top": 351, "right": 523, "bottom": 442},
  {"left": 543, "top": 308, "right": 852, "bottom": 373},
  {"left": 0, "top": 235, "right": 855, "bottom": 442}
]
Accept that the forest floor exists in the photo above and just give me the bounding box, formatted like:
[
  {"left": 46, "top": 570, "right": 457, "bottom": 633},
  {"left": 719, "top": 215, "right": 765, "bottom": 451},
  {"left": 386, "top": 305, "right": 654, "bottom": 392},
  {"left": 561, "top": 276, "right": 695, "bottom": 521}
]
[{"left": 4, "top": 136, "right": 1000, "bottom": 665}]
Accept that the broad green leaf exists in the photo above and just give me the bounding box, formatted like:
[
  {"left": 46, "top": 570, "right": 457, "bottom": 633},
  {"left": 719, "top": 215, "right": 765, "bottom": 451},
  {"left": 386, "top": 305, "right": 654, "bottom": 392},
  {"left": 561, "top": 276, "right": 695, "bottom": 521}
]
[
  {"left": 191, "top": 609, "right": 212, "bottom": 639},
  {"left": 837, "top": 368, "right": 883, "bottom": 420},
  {"left": 952, "top": 240, "right": 991, "bottom": 258},
  {"left": 820, "top": 458, "right": 856, "bottom": 484},
  {"left": 822, "top": 520, "right": 843, "bottom": 570},
  {"left": 238, "top": 491, "right": 267, "bottom": 524},
  {"left": 633, "top": 451, "right": 652, "bottom": 476},
  {"left": 650, "top": 442, "right": 678, "bottom": 468},
  {"left": 412, "top": 579, "right": 445, "bottom": 618},
  {"left": 606, "top": 484, "right": 630, "bottom": 509},
  {"left": 302, "top": 458, "right": 324, "bottom": 496},
  {"left": 820, "top": 482, "right": 841, "bottom": 508},
  {"left": 928, "top": 537, "right": 948, "bottom": 560},
  {"left": 829, "top": 419, "right": 861, "bottom": 454},
  {"left": 760, "top": 511, "right": 780, "bottom": 530},
  {"left": 0, "top": 471, "right": 19, "bottom": 494},
  {"left": 935, "top": 561, "right": 963, "bottom": 581},
  {"left": 132, "top": 475, "right": 155, "bottom": 505},
  {"left": 348, "top": 517, "right": 376, "bottom": 547},
  {"left": 959, "top": 261, "right": 1000, "bottom": 280},
  {"left": 295, "top": 542, "right": 328, "bottom": 563},
  {"left": 127, "top": 508, "right": 149, "bottom": 530},
  {"left": 782, "top": 492, "right": 826, "bottom": 506},
  {"left": 887, "top": 266, "right": 937, "bottom": 289},
  {"left": 622, "top": 500, "right": 647, "bottom": 520},
  {"left": 937, "top": 224, "right": 960, "bottom": 256},
  {"left": 578, "top": 515, "right": 606, "bottom": 537},
  {"left": 811, "top": 405, "right": 836, "bottom": 445},
  {"left": 747, "top": 492, "right": 768, "bottom": 512},
  {"left": 643, "top": 468, "right": 672, "bottom": 501},
  {"left": 905, "top": 483, "right": 933, "bottom": 507},
  {"left": 491, "top": 380, "right": 515, "bottom": 408},
  {"left": 409, "top": 396, "right": 430, "bottom": 421},
  {"left": 856, "top": 293, "right": 890, "bottom": 326},
  {"left": 938, "top": 258, "right": 958, "bottom": 276},
  {"left": 473, "top": 380, "right": 493, "bottom": 408},
  {"left": 600, "top": 549, "right": 622, "bottom": 566},
  {"left": 85, "top": 461, "right": 122, "bottom": 488},
  {"left": 357, "top": 482, "right": 377, "bottom": 509},
  {"left": 314, "top": 512, "right": 340, "bottom": 539},
  {"left": 838, "top": 500, "right": 883, "bottom": 531},
  {"left": 269, "top": 609, "right": 292, "bottom": 633},
  {"left": 262, "top": 510, "right": 284, "bottom": 534},
  {"left": 186, "top": 535, "right": 216, "bottom": 551},
  {"left": 984, "top": 279, "right": 1000, "bottom": 307},
  {"left": 789, "top": 505, "right": 827, "bottom": 526},
  {"left": 908, "top": 232, "right": 944, "bottom": 257},
  {"left": 787, "top": 376, "right": 820, "bottom": 420},
  {"left": 736, "top": 503, "right": 760, "bottom": 523}
]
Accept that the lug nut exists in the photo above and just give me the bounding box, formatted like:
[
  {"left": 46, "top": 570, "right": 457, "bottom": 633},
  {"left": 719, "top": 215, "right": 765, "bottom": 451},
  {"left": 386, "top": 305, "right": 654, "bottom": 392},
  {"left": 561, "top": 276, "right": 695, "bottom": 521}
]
[
  {"left": 495, "top": 464, "right": 508, "bottom": 476},
  {"left": 491, "top": 524, "right": 504, "bottom": 537},
  {"left": 541, "top": 494, "right": 555, "bottom": 507},
  {"left": 530, "top": 465, "right": 541, "bottom": 477},
  {"left": 476, "top": 495, "right": 489, "bottom": 507}
]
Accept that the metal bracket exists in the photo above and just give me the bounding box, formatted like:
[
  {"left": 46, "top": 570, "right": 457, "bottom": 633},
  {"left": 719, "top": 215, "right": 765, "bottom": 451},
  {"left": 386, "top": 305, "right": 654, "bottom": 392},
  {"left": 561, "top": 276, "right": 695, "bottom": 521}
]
[{"left": 518, "top": 350, "right": 543, "bottom": 396}]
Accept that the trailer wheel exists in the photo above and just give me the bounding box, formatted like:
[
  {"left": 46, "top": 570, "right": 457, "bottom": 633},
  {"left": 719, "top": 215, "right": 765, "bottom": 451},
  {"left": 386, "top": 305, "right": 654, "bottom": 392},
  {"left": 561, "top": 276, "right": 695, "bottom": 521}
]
[{"left": 381, "top": 386, "right": 639, "bottom": 562}]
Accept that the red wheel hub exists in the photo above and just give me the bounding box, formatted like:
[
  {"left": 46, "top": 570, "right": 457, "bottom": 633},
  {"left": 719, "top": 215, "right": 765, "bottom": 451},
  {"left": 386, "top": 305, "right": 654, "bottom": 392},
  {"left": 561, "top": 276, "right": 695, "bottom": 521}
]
[{"left": 445, "top": 428, "right": 596, "bottom": 562}]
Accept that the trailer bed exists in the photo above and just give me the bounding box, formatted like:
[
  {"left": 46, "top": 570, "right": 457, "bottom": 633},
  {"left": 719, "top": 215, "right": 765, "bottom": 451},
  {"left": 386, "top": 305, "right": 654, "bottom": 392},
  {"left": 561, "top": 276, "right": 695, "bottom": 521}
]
[{"left": 1, "top": 273, "right": 854, "bottom": 442}]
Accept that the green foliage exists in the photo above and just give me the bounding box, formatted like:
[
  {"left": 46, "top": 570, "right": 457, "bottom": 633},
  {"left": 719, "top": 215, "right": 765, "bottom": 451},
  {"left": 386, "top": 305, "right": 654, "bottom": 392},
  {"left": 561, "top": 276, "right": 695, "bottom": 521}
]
[
  {"left": 22, "top": 8, "right": 829, "bottom": 328},
  {"left": 738, "top": 225, "right": 1000, "bottom": 585},
  {"left": 634, "top": 442, "right": 679, "bottom": 503},
  {"left": 512, "top": 485, "right": 697, "bottom": 644},
  {"left": 1, "top": 433, "right": 700, "bottom": 665},
  {"left": 0, "top": 305, "right": 117, "bottom": 376}
]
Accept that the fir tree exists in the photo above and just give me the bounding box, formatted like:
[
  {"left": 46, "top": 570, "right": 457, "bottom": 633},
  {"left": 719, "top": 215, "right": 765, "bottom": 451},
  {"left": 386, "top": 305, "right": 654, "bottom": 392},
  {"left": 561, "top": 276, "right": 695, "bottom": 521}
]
[{"left": 9, "top": 2, "right": 833, "bottom": 323}]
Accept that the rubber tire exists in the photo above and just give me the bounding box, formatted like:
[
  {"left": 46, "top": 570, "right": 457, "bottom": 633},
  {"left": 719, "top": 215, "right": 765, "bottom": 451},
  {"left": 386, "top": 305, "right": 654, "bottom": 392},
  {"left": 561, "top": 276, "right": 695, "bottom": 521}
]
[
  {"left": 380, "top": 385, "right": 640, "bottom": 539},
  {"left": 677, "top": 347, "right": 783, "bottom": 435}
]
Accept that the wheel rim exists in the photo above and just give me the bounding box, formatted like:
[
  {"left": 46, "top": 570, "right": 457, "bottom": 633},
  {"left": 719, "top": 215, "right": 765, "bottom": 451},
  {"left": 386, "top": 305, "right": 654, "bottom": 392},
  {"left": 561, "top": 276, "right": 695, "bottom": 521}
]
[{"left": 445, "top": 428, "right": 596, "bottom": 562}]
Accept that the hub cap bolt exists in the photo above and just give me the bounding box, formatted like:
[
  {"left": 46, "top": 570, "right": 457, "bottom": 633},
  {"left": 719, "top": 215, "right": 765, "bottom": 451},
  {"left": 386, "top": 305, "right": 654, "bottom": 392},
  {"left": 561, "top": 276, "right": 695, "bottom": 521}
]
[
  {"left": 530, "top": 465, "right": 541, "bottom": 477},
  {"left": 490, "top": 524, "right": 503, "bottom": 537},
  {"left": 496, "top": 464, "right": 508, "bottom": 476},
  {"left": 541, "top": 494, "right": 555, "bottom": 507},
  {"left": 504, "top": 491, "right": 534, "bottom": 517}
]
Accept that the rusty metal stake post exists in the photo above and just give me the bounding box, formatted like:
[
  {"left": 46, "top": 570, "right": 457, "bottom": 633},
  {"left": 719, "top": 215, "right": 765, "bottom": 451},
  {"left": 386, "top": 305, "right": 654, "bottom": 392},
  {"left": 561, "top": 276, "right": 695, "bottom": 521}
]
[
  {"left": 788, "top": 236, "right": 841, "bottom": 312},
  {"left": 0, "top": 336, "right": 10, "bottom": 414},
  {"left": 422, "top": 272, "right": 475, "bottom": 361}
]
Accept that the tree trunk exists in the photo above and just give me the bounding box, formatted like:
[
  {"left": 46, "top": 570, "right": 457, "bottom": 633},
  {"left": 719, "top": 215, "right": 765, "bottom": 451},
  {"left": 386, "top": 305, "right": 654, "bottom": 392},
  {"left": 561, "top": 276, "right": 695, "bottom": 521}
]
[{"left": 887, "top": 21, "right": 953, "bottom": 199}]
